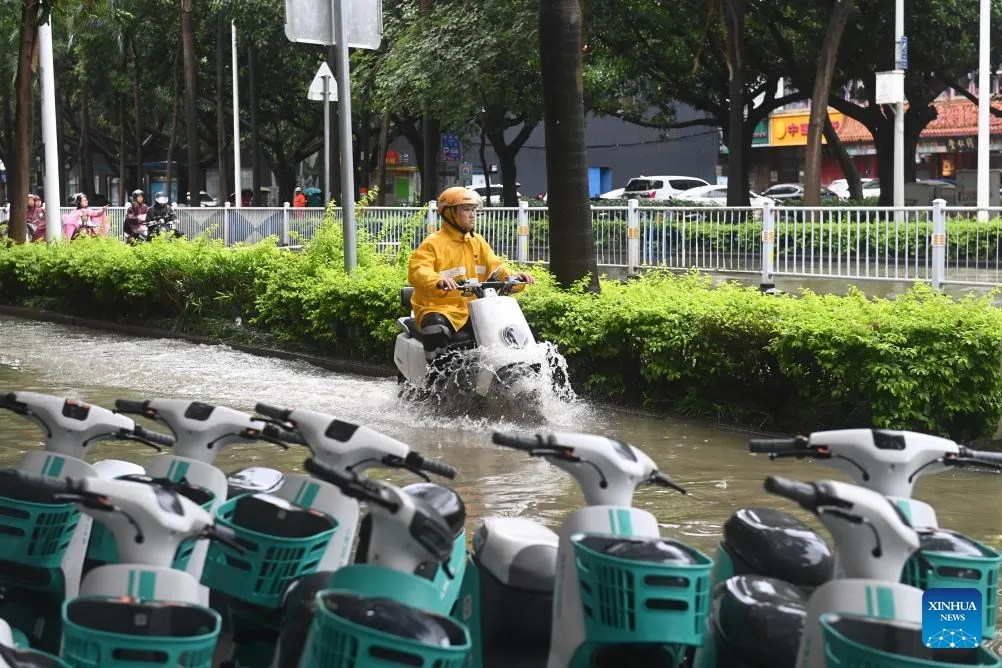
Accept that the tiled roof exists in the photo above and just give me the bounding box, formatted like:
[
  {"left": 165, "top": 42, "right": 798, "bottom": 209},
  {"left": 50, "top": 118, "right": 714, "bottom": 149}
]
[{"left": 836, "top": 98, "right": 1002, "bottom": 143}]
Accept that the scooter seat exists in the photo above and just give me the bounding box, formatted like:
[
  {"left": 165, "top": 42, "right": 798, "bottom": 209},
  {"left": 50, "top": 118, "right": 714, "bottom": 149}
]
[
  {"left": 397, "top": 316, "right": 422, "bottom": 340},
  {"left": 724, "top": 507, "right": 833, "bottom": 587},
  {"left": 473, "top": 517, "right": 559, "bottom": 593},
  {"left": 709, "top": 575, "right": 807, "bottom": 667}
]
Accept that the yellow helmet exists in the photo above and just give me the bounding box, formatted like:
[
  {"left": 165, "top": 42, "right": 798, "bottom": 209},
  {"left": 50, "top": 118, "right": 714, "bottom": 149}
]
[{"left": 436, "top": 187, "right": 482, "bottom": 214}]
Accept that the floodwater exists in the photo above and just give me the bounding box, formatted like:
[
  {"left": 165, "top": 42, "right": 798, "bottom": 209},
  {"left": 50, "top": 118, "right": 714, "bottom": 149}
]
[{"left": 2, "top": 314, "right": 1001, "bottom": 644}]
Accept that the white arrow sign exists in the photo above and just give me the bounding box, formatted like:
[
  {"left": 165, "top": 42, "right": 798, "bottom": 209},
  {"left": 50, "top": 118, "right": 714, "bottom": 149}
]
[{"left": 308, "top": 61, "right": 337, "bottom": 101}]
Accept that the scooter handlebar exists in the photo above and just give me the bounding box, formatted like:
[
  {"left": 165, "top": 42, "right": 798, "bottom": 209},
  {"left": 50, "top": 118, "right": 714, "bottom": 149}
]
[
  {"left": 303, "top": 457, "right": 399, "bottom": 512},
  {"left": 114, "top": 398, "right": 152, "bottom": 417},
  {"left": 749, "top": 437, "right": 808, "bottom": 454},
  {"left": 131, "top": 425, "right": 175, "bottom": 448},
  {"left": 255, "top": 403, "right": 293, "bottom": 423},
  {"left": 260, "top": 423, "right": 306, "bottom": 446},
  {"left": 492, "top": 431, "right": 544, "bottom": 452},
  {"left": 405, "top": 451, "right": 457, "bottom": 480},
  {"left": 764, "top": 475, "right": 820, "bottom": 510},
  {"left": 958, "top": 447, "right": 1002, "bottom": 465}
]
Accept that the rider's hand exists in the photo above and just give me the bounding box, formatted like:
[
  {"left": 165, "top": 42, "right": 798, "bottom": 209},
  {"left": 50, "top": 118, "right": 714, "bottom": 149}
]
[
  {"left": 516, "top": 272, "right": 535, "bottom": 284},
  {"left": 436, "top": 277, "right": 460, "bottom": 291}
]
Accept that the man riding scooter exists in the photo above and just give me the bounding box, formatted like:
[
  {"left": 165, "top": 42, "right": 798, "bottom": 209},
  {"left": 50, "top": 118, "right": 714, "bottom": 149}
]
[{"left": 407, "top": 187, "right": 535, "bottom": 368}]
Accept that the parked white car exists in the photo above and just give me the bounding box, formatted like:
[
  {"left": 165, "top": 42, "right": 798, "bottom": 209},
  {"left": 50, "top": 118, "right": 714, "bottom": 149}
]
[
  {"left": 826, "top": 178, "right": 877, "bottom": 200},
  {"left": 622, "top": 175, "right": 710, "bottom": 200},
  {"left": 671, "top": 185, "right": 776, "bottom": 207}
]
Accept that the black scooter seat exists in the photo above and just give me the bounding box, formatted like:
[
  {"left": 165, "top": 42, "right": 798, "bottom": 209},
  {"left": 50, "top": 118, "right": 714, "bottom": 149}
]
[
  {"left": 711, "top": 575, "right": 808, "bottom": 667},
  {"left": 724, "top": 508, "right": 833, "bottom": 587}
]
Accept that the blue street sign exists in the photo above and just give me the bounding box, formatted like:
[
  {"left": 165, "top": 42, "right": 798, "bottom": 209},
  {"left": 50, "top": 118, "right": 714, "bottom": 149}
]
[
  {"left": 441, "top": 133, "right": 461, "bottom": 162},
  {"left": 900, "top": 35, "right": 908, "bottom": 70}
]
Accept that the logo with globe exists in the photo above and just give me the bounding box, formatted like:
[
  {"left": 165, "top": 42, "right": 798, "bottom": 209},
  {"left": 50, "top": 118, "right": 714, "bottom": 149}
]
[{"left": 922, "top": 588, "right": 982, "bottom": 649}]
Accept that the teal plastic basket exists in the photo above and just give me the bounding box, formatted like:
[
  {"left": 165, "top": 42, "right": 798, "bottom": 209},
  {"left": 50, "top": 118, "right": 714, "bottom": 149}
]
[
  {"left": 571, "top": 533, "right": 713, "bottom": 647},
  {"left": 200, "top": 494, "right": 338, "bottom": 609},
  {"left": 0, "top": 482, "right": 80, "bottom": 570},
  {"left": 86, "top": 485, "right": 215, "bottom": 570},
  {"left": 60, "top": 596, "right": 221, "bottom": 668},
  {"left": 901, "top": 530, "right": 1000, "bottom": 639},
  {"left": 820, "top": 612, "right": 1002, "bottom": 667},
  {"left": 298, "top": 590, "right": 471, "bottom": 667}
]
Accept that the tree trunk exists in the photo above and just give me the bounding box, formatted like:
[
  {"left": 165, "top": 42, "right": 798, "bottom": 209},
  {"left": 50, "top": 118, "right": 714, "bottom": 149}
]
[
  {"left": 249, "top": 47, "right": 263, "bottom": 205},
  {"left": 1, "top": 92, "right": 12, "bottom": 204},
  {"left": 165, "top": 52, "right": 182, "bottom": 200},
  {"left": 215, "top": 20, "right": 229, "bottom": 205},
  {"left": 724, "top": 0, "right": 747, "bottom": 206},
  {"left": 181, "top": 0, "right": 201, "bottom": 205},
  {"left": 803, "top": 0, "right": 855, "bottom": 206},
  {"left": 79, "top": 68, "right": 94, "bottom": 199},
  {"left": 118, "top": 96, "right": 126, "bottom": 205},
  {"left": 375, "top": 108, "right": 390, "bottom": 204},
  {"left": 10, "top": 0, "right": 42, "bottom": 243},
  {"left": 822, "top": 114, "right": 862, "bottom": 199},
  {"left": 131, "top": 37, "right": 142, "bottom": 191},
  {"left": 419, "top": 0, "right": 438, "bottom": 201},
  {"left": 539, "top": 0, "right": 599, "bottom": 291}
]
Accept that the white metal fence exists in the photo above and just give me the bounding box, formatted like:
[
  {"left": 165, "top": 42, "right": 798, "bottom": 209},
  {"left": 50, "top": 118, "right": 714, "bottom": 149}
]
[{"left": 6, "top": 198, "right": 1002, "bottom": 288}]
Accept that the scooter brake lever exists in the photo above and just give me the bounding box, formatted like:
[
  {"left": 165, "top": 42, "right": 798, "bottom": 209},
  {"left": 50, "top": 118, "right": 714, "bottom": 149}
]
[{"left": 946, "top": 457, "right": 1002, "bottom": 473}]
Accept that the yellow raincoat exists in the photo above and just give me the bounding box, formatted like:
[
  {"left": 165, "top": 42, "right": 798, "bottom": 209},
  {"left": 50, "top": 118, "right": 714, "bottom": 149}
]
[{"left": 408, "top": 222, "right": 521, "bottom": 332}]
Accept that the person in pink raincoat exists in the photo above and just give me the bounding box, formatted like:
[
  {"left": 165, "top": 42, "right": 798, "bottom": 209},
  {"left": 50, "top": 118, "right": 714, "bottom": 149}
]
[{"left": 63, "top": 193, "right": 109, "bottom": 239}]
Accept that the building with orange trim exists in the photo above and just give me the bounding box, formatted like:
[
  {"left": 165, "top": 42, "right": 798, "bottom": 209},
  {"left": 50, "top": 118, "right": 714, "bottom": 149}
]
[{"left": 746, "top": 94, "right": 1002, "bottom": 189}]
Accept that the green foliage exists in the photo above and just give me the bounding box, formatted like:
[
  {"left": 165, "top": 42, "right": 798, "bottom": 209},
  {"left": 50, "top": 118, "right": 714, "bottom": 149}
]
[{"left": 3, "top": 231, "right": 1002, "bottom": 441}]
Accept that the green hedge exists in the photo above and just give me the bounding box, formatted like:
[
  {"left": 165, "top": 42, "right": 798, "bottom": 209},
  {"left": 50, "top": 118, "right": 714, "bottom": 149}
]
[{"left": 2, "top": 206, "right": 1002, "bottom": 442}]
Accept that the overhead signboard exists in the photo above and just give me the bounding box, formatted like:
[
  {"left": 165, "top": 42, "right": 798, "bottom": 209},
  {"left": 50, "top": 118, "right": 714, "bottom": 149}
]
[{"left": 285, "top": 0, "right": 383, "bottom": 49}]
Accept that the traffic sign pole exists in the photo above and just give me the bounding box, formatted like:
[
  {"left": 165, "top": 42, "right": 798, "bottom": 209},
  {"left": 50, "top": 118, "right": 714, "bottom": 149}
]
[{"left": 333, "top": 0, "right": 356, "bottom": 272}]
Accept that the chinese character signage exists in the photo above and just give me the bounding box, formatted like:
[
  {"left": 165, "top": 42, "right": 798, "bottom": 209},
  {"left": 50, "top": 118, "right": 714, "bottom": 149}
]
[
  {"left": 441, "top": 134, "right": 461, "bottom": 162},
  {"left": 770, "top": 110, "right": 845, "bottom": 147}
]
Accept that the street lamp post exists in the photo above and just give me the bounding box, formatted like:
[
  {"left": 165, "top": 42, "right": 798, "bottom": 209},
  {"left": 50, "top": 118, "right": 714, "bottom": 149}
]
[{"left": 893, "top": 0, "right": 904, "bottom": 211}]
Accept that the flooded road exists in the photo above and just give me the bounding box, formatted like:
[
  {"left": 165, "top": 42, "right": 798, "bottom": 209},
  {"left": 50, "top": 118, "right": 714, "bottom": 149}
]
[{"left": 1, "top": 314, "right": 1001, "bottom": 640}]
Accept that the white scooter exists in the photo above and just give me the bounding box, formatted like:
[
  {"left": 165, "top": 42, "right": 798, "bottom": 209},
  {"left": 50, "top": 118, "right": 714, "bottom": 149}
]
[
  {"left": 273, "top": 457, "right": 472, "bottom": 668},
  {"left": 707, "top": 475, "right": 1001, "bottom": 668},
  {"left": 393, "top": 273, "right": 570, "bottom": 402},
  {"left": 3, "top": 470, "right": 243, "bottom": 666},
  {"left": 193, "top": 402, "right": 461, "bottom": 668},
  {"left": 710, "top": 430, "right": 1002, "bottom": 644},
  {"left": 454, "top": 430, "right": 705, "bottom": 668},
  {"left": 0, "top": 391, "right": 170, "bottom": 653}
]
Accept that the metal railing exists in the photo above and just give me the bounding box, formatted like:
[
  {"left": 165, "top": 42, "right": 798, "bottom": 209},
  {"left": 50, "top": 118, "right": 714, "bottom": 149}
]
[{"left": 6, "top": 198, "right": 1001, "bottom": 288}]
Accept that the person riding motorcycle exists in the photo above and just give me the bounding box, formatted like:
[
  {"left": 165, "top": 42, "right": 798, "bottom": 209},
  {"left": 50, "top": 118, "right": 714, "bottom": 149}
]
[
  {"left": 124, "top": 189, "right": 149, "bottom": 241},
  {"left": 407, "top": 186, "right": 534, "bottom": 363},
  {"left": 146, "top": 193, "right": 176, "bottom": 229}
]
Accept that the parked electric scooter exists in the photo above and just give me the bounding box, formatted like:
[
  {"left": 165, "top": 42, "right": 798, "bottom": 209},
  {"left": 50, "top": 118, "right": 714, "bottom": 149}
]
[
  {"left": 273, "top": 457, "right": 472, "bottom": 668},
  {"left": 2, "top": 469, "right": 245, "bottom": 667},
  {"left": 698, "top": 475, "right": 1001, "bottom": 668},
  {"left": 453, "top": 430, "right": 707, "bottom": 668},
  {"left": 394, "top": 273, "right": 571, "bottom": 404},
  {"left": 717, "top": 430, "right": 1002, "bottom": 641},
  {"left": 194, "top": 402, "right": 461, "bottom": 668},
  {"left": 0, "top": 392, "right": 170, "bottom": 652}
]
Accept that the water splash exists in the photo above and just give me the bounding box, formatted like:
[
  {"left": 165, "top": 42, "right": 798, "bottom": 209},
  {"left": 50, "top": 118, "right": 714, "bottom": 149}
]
[{"left": 395, "top": 341, "right": 585, "bottom": 428}]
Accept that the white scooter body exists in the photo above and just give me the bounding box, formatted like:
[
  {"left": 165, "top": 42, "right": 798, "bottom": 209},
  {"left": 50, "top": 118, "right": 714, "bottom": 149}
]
[
  {"left": 0, "top": 392, "right": 165, "bottom": 599},
  {"left": 74, "top": 477, "right": 217, "bottom": 606},
  {"left": 797, "top": 428, "right": 957, "bottom": 529},
  {"left": 394, "top": 281, "right": 552, "bottom": 398},
  {"left": 114, "top": 398, "right": 281, "bottom": 600},
  {"left": 548, "top": 506, "right": 661, "bottom": 668},
  {"left": 777, "top": 478, "right": 925, "bottom": 667}
]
